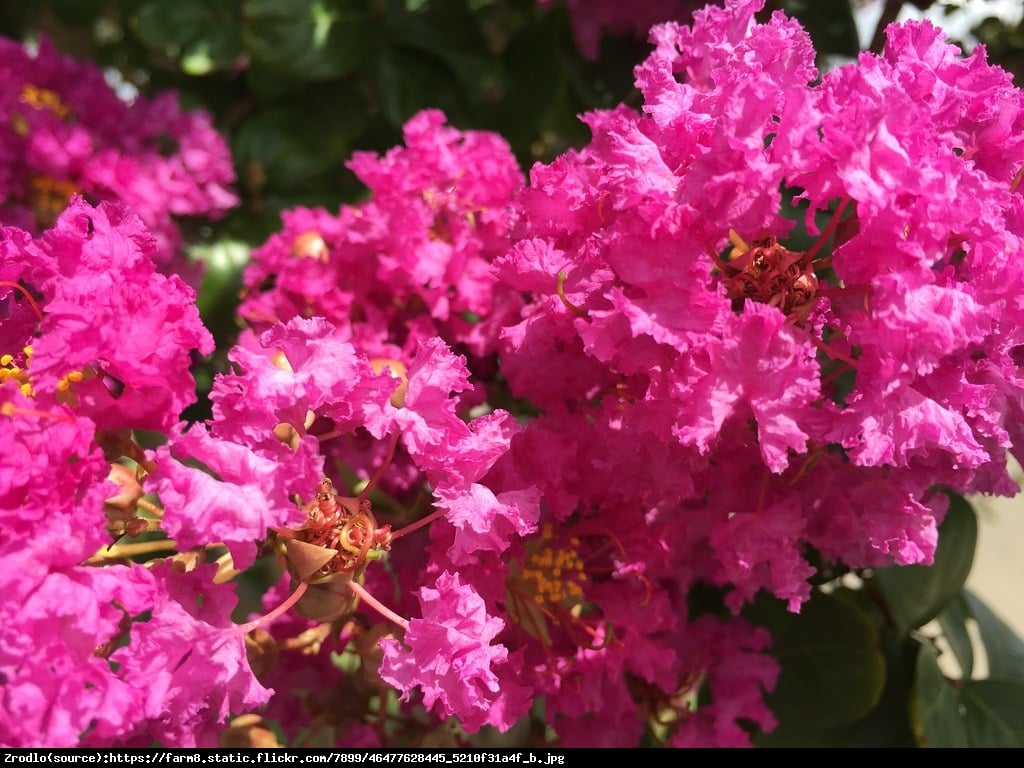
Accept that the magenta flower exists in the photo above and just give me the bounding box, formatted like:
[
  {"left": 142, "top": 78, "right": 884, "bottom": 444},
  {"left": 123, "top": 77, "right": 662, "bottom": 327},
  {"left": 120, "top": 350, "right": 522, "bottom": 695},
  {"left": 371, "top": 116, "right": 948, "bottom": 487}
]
[
  {"left": 109, "top": 563, "right": 272, "bottom": 748},
  {"left": 2, "top": 198, "right": 212, "bottom": 432},
  {"left": 379, "top": 571, "right": 529, "bottom": 733},
  {"left": 239, "top": 110, "right": 524, "bottom": 365},
  {"left": 0, "top": 565, "right": 155, "bottom": 747},
  {"left": 0, "top": 36, "right": 237, "bottom": 278}
]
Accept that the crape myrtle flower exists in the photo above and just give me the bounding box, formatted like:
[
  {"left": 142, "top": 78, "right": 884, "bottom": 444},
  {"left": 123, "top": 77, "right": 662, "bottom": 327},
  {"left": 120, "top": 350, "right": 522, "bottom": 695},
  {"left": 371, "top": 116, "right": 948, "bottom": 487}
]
[
  {"left": 1, "top": 197, "right": 213, "bottom": 433},
  {"left": 0, "top": 35, "right": 237, "bottom": 278},
  {"left": 484, "top": 0, "right": 1024, "bottom": 744},
  {"left": 163, "top": 316, "right": 541, "bottom": 742},
  {"left": 0, "top": 202, "right": 254, "bottom": 747},
  {"left": 239, "top": 109, "right": 524, "bottom": 368}
]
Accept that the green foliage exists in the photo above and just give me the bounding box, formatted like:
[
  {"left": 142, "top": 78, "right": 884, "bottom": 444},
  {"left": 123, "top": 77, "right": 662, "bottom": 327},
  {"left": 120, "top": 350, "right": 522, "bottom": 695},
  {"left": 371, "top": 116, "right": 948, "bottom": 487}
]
[
  {"left": 751, "top": 593, "right": 887, "bottom": 736},
  {"left": 752, "top": 496, "right": 1024, "bottom": 748}
]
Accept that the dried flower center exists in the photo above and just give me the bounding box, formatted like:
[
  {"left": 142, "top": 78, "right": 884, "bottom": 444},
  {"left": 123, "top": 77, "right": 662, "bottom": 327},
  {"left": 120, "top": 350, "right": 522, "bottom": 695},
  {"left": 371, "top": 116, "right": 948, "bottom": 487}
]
[
  {"left": 716, "top": 232, "right": 819, "bottom": 323},
  {"left": 292, "top": 478, "right": 392, "bottom": 578}
]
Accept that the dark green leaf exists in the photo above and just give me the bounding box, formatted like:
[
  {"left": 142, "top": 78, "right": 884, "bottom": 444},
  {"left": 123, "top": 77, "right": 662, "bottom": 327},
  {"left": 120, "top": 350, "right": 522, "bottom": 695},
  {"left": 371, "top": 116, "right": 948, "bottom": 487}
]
[
  {"left": 781, "top": 0, "right": 861, "bottom": 58},
  {"left": 961, "top": 680, "right": 1024, "bottom": 746},
  {"left": 938, "top": 593, "right": 974, "bottom": 679},
  {"left": 243, "top": 0, "right": 372, "bottom": 81},
  {"left": 132, "top": 1, "right": 243, "bottom": 71},
  {"left": 966, "top": 590, "right": 1024, "bottom": 682},
  {"left": 754, "top": 592, "right": 886, "bottom": 731},
  {"left": 232, "top": 95, "right": 367, "bottom": 191},
  {"left": 912, "top": 642, "right": 970, "bottom": 747},
  {"left": 875, "top": 494, "right": 977, "bottom": 635},
  {"left": 374, "top": 46, "right": 466, "bottom": 128},
  {"left": 756, "top": 633, "right": 917, "bottom": 747}
]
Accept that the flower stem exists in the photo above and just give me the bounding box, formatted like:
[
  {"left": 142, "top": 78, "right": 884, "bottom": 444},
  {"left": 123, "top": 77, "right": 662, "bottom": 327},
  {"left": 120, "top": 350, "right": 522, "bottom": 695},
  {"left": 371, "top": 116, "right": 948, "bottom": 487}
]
[
  {"left": 358, "top": 430, "right": 400, "bottom": 502},
  {"left": 808, "top": 333, "right": 860, "bottom": 369},
  {"left": 805, "top": 198, "right": 851, "bottom": 263},
  {"left": 237, "top": 580, "right": 310, "bottom": 635},
  {"left": 347, "top": 580, "right": 410, "bottom": 631},
  {"left": 557, "top": 271, "right": 588, "bottom": 319},
  {"left": 0, "top": 280, "right": 44, "bottom": 321},
  {"left": 390, "top": 507, "right": 445, "bottom": 541}
]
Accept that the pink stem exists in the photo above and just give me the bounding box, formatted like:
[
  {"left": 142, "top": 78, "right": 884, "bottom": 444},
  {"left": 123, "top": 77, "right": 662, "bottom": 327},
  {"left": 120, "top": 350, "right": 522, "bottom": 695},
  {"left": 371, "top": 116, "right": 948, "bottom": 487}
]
[
  {"left": 237, "top": 580, "right": 309, "bottom": 634},
  {"left": 0, "top": 281, "right": 44, "bottom": 322},
  {"left": 348, "top": 580, "right": 410, "bottom": 631},
  {"left": 808, "top": 333, "right": 860, "bottom": 369},
  {"left": 359, "top": 430, "right": 400, "bottom": 502},
  {"left": 805, "top": 198, "right": 851, "bottom": 263},
  {"left": 389, "top": 507, "right": 445, "bottom": 541}
]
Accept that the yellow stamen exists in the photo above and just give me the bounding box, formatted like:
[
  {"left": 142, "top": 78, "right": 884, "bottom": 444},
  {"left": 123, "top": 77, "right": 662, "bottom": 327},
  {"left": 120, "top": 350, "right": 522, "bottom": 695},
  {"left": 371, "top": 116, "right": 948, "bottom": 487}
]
[
  {"left": 30, "top": 176, "right": 79, "bottom": 229},
  {"left": 20, "top": 84, "right": 71, "bottom": 120}
]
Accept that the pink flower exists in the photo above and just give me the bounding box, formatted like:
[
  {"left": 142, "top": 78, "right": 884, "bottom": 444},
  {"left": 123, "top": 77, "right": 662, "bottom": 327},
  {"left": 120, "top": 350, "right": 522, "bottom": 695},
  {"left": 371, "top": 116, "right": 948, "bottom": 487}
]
[
  {"left": 0, "top": 36, "right": 236, "bottom": 277},
  {"left": 0, "top": 565, "right": 156, "bottom": 747},
  {"left": 239, "top": 110, "right": 523, "bottom": 364},
  {"left": 379, "top": 571, "right": 529, "bottom": 732},
  {"left": 110, "top": 563, "right": 271, "bottom": 748}
]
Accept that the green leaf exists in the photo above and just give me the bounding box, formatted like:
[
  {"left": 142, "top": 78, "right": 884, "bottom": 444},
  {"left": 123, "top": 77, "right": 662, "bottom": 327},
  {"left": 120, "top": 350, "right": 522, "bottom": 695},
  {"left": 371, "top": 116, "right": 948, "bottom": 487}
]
[
  {"left": 937, "top": 593, "right": 974, "bottom": 679},
  {"left": 374, "top": 46, "right": 466, "bottom": 128},
  {"left": 242, "top": 0, "right": 372, "bottom": 81},
  {"left": 781, "top": 0, "right": 861, "bottom": 58},
  {"left": 966, "top": 590, "right": 1024, "bottom": 682},
  {"left": 232, "top": 95, "right": 367, "bottom": 191},
  {"left": 384, "top": 7, "right": 503, "bottom": 105},
  {"left": 912, "top": 642, "right": 970, "bottom": 747},
  {"left": 757, "top": 632, "right": 917, "bottom": 747},
  {"left": 132, "top": 1, "right": 243, "bottom": 71},
  {"left": 961, "top": 680, "right": 1024, "bottom": 746},
  {"left": 754, "top": 592, "right": 886, "bottom": 731},
  {"left": 913, "top": 642, "right": 1024, "bottom": 746},
  {"left": 875, "top": 494, "right": 977, "bottom": 635}
]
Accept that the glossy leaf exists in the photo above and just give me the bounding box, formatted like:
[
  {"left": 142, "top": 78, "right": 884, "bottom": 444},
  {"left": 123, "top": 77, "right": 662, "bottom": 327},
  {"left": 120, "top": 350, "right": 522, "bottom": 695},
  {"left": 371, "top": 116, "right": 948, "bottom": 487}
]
[
  {"left": 913, "top": 641, "right": 1024, "bottom": 747},
  {"left": 875, "top": 494, "right": 977, "bottom": 635},
  {"left": 756, "top": 632, "right": 917, "bottom": 747},
  {"left": 961, "top": 680, "right": 1024, "bottom": 746},
  {"left": 132, "top": 1, "right": 243, "bottom": 72},
  {"left": 912, "top": 643, "right": 970, "bottom": 747},
  {"left": 756, "top": 592, "right": 886, "bottom": 731},
  {"left": 966, "top": 589, "right": 1024, "bottom": 682},
  {"left": 243, "top": 0, "right": 372, "bottom": 81},
  {"left": 937, "top": 592, "right": 974, "bottom": 679}
]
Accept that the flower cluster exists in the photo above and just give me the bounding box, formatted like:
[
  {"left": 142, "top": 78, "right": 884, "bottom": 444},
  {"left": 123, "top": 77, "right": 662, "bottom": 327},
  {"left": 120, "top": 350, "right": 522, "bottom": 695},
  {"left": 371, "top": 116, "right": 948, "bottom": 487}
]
[
  {"left": 0, "top": 36, "right": 237, "bottom": 278},
  {"left": 0, "top": 200, "right": 262, "bottom": 747},
  {"left": 239, "top": 109, "right": 524, "bottom": 368},
  {"left": 3, "top": 0, "right": 1024, "bottom": 751}
]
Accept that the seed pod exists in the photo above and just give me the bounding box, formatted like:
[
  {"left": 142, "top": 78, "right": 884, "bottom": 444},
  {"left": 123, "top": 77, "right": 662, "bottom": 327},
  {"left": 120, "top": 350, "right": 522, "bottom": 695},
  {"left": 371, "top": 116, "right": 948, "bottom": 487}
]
[{"left": 292, "top": 571, "right": 361, "bottom": 623}]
